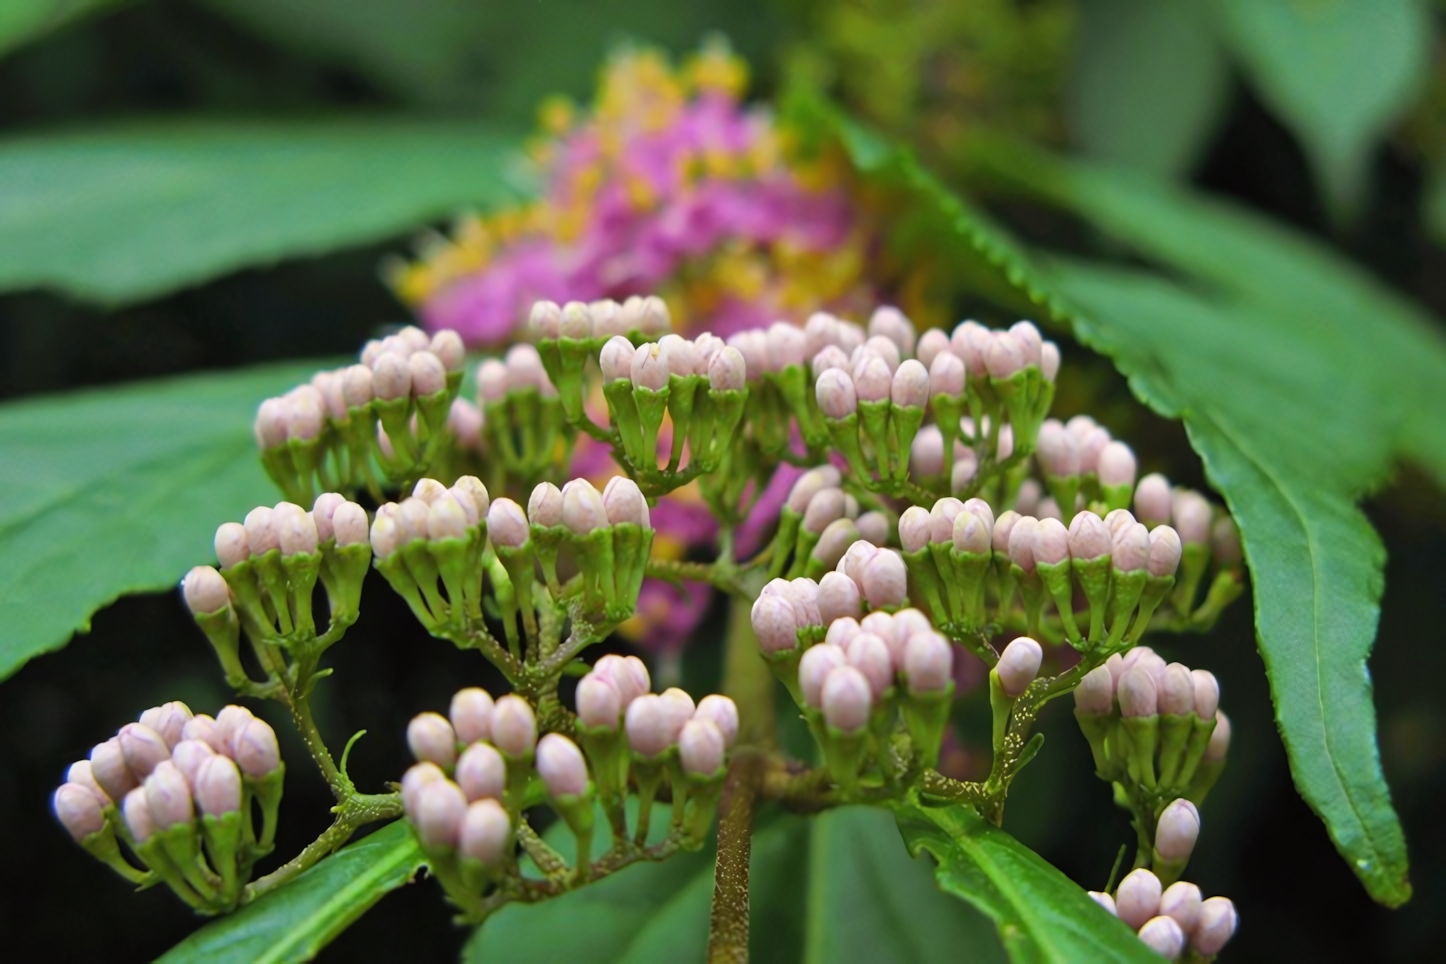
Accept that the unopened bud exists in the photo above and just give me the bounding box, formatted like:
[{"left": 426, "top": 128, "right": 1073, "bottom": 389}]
[
  {"left": 1093, "top": 442, "right": 1135, "bottom": 488},
  {"left": 490, "top": 696, "right": 538, "bottom": 758},
  {"left": 693, "top": 695, "right": 739, "bottom": 748},
  {"left": 752, "top": 593, "right": 799, "bottom": 654},
  {"left": 1115, "top": 868, "right": 1163, "bottom": 930},
  {"left": 529, "top": 300, "right": 562, "bottom": 339},
  {"left": 372, "top": 351, "right": 411, "bottom": 401},
  {"left": 890, "top": 359, "right": 930, "bottom": 408},
  {"left": 409, "top": 351, "right": 448, "bottom": 396},
  {"left": 54, "top": 783, "right": 106, "bottom": 842},
  {"left": 66, "top": 760, "right": 110, "bottom": 804},
  {"left": 413, "top": 778, "right": 468, "bottom": 850},
  {"left": 1033, "top": 517, "right": 1070, "bottom": 566},
  {"left": 284, "top": 389, "right": 325, "bottom": 440},
  {"left": 326, "top": 501, "right": 366, "bottom": 547},
  {"left": 838, "top": 539, "right": 879, "bottom": 587},
  {"left": 707, "top": 345, "right": 747, "bottom": 390},
  {"left": 997, "top": 637, "right": 1043, "bottom": 698},
  {"left": 400, "top": 761, "right": 445, "bottom": 816},
  {"left": 1066, "top": 511, "right": 1111, "bottom": 562},
  {"left": 593, "top": 654, "right": 651, "bottom": 706},
  {"left": 183, "top": 565, "right": 230, "bottom": 616},
  {"left": 1134, "top": 474, "right": 1172, "bottom": 526},
  {"left": 679, "top": 719, "right": 726, "bottom": 776},
  {"left": 370, "top": 514, "right": 401, "bottom": 559},
  {"left": 573, "top": 675, "right": 622, "bottom": 731},
  {"left": 899, "top": 506, "right": 932, "bottom": 553},
  {"left": 950, "top": 453, "right": 979, "bottom": 494},
  {"left": 1118, "top": 668, "right": 1158, "bottom": 718},
  {"left": 787, "top": 466, "right": 842, "bottom": 513},
  {"left": 117, "top": 723, "right": 170, "bottom": 779},
  {"left": 536, "top": 733, "right": 589, "bottom": 797},
  {"left": 904, "top": 632, "right": 953, "bottom": 692},
  {"left": 816, "top": 368, "right": 858, "bottom": 418},
  {"left": 1112, "top": 522, "right": 1151, "bottom": 572},
  {"left": 561, "top": 479, "right": 609, "bottom": 534},
  {"left": 799, "top": 644, "right": 848, "bottom": 709},
  {"left": 170, "top": 739, "right": 214, "bottom": 787},
  {"left": 560, "top": 301, "right": 593, "bottom": 339},
  {"left": 813, "top": 518, "right": 862, "bottom": 570},
  {"left": 953, "top": 512, "right": 992, "bottom": 555},
  {"left": 602, "top": 476, "right": 650, "bottom": 527},
  {"left": 1191, "top": 670, "right": 1220, "bottom": 719},
  {"left": 811, "top": 344, "right": 851, "bottom": 378},
  {"left": 478, "top": 360, "right": 509, "bottom": 403},
  {"left": 1147, "top": 525, "right": 1183, "bottom": 578},
  {"left": 341, "top": 364, "right": 374, "bottom": 407},
  {"left": 1036, "top": 420, "right": 1080, "bottom": 477},
  {"left": 786, "top": 578, "right": 822, "bottom": 626},
  {"left": 910, "top": 425, "right": 945, "bottom": 477},
  {"left": 404, "top": 712, "right": 456, "bottom": 770},
  {"left": 927, "top": 349, "right": 965, "bottom": 396},
  {"left": 454, "top": 741, "right": 505, "bottom": 802},
  {"left": 1008, "top": 516, "right": 1040, "bottom": 573},
  {"left": 194, "top": 754, "right": 243, "bottom": 816},
  {"left": 214, "top": 523, "right": 249, "bottom": 568},
  {"left": 868, "top": 305, "right": 916, "bottom": 355},
  {"left": 1088, "top": 891, "right": 1117, "bottom": 917},
  {"left": 1193, "top": 897, "right": 1238, "bottom": 955},
  {"left": 640, "top": 295, "right": 671, "bottom": 335},
  {"left": 984, "top": 331, "right": 1026, "bottom": 378},
  {"left": 915, "top": 329, "right": 950, "bottom": 369},
  {"left": 244, "top": 506, "right": 279, "bottom": 555},
  {"left": 1159, "top": 881, "right": 1202, "bottom": 933},
  {"left": 123, "top": 786, "right": 157, "bottom": 843},
  {"left": 144, "top": 761, "right": 194, "bottom": 829},
  {"left": 273, "top": 502, "right": 319, "bottom": 556},
  {"left": 1155, "top": 798, "right": 1200, "bottom": 861},
  {"left": 1172, "top": 491, "right": 1212, "bottom": 545},
  {"left": 430, "top": 330, "right": 466, "bottom": 371},
  {"left": 226, "top": 718, "right": 279, "bottom": 780},
  {"left": 1041, "top": 342, "right": 1061, "bottom": 381},
  {"left": 821, "top": 666, "right": 873, "bottom": 733},
  {"left": 1159, "top": 664, "right": 1195, "bottom": 716},
  {"left": 427, "top": 494, "right": 472, "bottom": 541},
  {"left": 460, "top": 798, "right": 511, "bottom": 864},
  {"left": 853, "top": 353, "right": 893, "bottom": 403},
  {"left": 484, "top": 499, "right": 529, "bottom": 549},
  {"left": 823, "top": 617, "right": 859, "bottom": 650},
  {"left": 992, "top": 510, "right": 1021, "bottom": 553},
  {"left": 846, "top": 633, "right": 895, "bottom": 698},
  {"left": 311, "top": 492, "right": 345, "bottom": 541},
  {"left": 255, "top": 397, "right": 289, "bottom": 448},
  {"left": 854, "top": 511, "right": 889, "bottom": 546},
  {"left": 860, "top": 550, "right": 908, "bottom": 608},
  {"left": 599, "top": 336, "right": 635, "bottom": 382},
  {"left": 951, "top": 320, "right": 990, "bottom": 373},
  {"left": 763, "top": 323, "right": 805, "bottom": 371},
  {"left": 1137, "top": 916, "right": 1185, "bottom": 960},
  {"left": 630, "top": 341, "right": 671, "bottom": 390},
  {"left": 803, "top": 488, "right": 846, "bottom": 534},
  {"left": 1074, "top": 665, "right": 1115, "bottom": 714},
  {"left": 817, "top": 570, "right": 863, "bottom": 623},
  {"left": 1009, "top": 321, "right": 1043, "bottom": 367},
  {"left": 527, "top": 482, "right": 563, "bottom": 528},
  {"left": 625, "top": 694, "right": 675, "bottom": 757}
]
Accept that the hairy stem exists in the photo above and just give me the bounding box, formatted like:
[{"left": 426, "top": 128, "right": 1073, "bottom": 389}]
[
  {"left": 707, "top": 752, "right": 763, "bottom": 963},
  {"left": 242, "top": 792, "right": 403, "bottom": 902}
]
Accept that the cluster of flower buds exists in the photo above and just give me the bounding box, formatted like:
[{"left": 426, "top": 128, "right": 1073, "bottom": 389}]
[
  {"left": 528, "top": 297, "right": 671, "bottom": 424},
  {"left": 908, "top": 416, "right": 1021, "bottom": 499},
  {"left": 1134, "top": 473, "right": 1245, "bottom": 628},
  {"left": 1093, "top": 866, "right": 1238, "bottom": 960},
  {"left": 369, "top": 477, "right": 491, "bottom": 636},
  {"left": 901, "top": 499, "right": 1183, "bottom": 649},
  {"left": 255, "top": 326, "right": 466, "bottom": 503},
  {"left": 401, "top": 665, "right": 736, "bottom": 913},
  {"left": 55, "top": 702, "right": 283, "bottom": 913},
  {"left": 472, "top": 344, "right": 563, "bottom": 488},
  {"left": 184, "top": 495, "right": 372, "bottom": 687},
  {"left": 1074, "top": 650, "right": 1230, "bottom": 874},
  {"left": 765, "top": 465, "right": 890, "bottom": 580}
]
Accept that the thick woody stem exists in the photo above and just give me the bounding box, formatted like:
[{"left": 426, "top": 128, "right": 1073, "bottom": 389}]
[{"left": 707, "top": 751, "right": 763, "bottom": 963}]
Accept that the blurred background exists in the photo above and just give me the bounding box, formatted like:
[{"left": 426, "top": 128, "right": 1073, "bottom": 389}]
[{"left": 1, "top": 1, "right": 1444, "bottom": 961}]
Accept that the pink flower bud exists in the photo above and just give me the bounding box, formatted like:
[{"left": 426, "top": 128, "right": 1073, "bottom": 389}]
[
  {"left": 424, "top": 494, "right": 467, "bottom": 541},
  {"left": 406, "top": 712, "right": 457, "bottom": 769},
  {"left": 860, "top": 549, "right": 908, "bottom": 608},
  {"left": 821, "top": 666, "right": 873, "bottom": 733},
  {"left": 660, "top": 688, "right": 696, "bottom": 736},
  {"left": 1067, "top": 511, "right": 1111, "bottom": 562},
  {"left": 1211, "top": 516, "right": 1242, "bottom": 566},
  {"left": 765, "top": 322, "right": 807, "bottom": 371},
  {"left": 1118, "top": 668, "right": 1158, "bottom": 717},
  {"left": 341, "top": 364, "right": 374, "bottom": 407},
  {"left": 853, "top": 353, "right": 893, "bottom": 403},
  {"left": 1096, "top": 441, "right": 1137, "bottom": 488},
  {"left": 215, "top": 704, "right": 256, "bottom": 754},
  {"left": 950, "top": 320, "right": 990, "bottom": 373},
  {"left": 529, "top": 300, "right": 562, "bottom": 339},
  {"left": 369, "top": 514, "right": 401, "bottom": 559},
  {"left": 234, "top": 717, "right": 282, "bottom": 777},
  {"left": 536, "top": 733, "right": 589, "bottom": 798},
  {"left": 1088, "top": 891, "right": 1117, "bottom": 916},
  {"left": 591, "top": 299, "right": 626, "bottom": 338},
  {"left": 254, "top": 397, "right": 289, "bottom": 448},
  {"left": 560, "top": 478, "right": 609, "bottom": 534},
  {"left": 801, "top": 487, "right": 845, "bottom": 534},
  {"left": 311, "top": 492, "right": 345, "bottom": 541},
  {"left": 371, "top": 351, "right": 411, "bottom": 401},
  {"left": 182, "top": 565, "right": 230, "bottom": 616},
  {"left": 412, "top": 778, "right": 468, "bottom": 850},
  {"left": 1191, "top": 670, "right": 1220, "bottom": 719},
  {"left": 1137, "top": 916, "right": 1185, "bottom": 959},
  {"left": 408, "top": 351, "right": 448, "bottom": 397},
  {"left": 853, "top": 511, "right": 888, "bottom": 547},
  {"left": 528, "top": 482, "right": 563, "bottom": 528},
  {"left": 1112, "top": 522, "right": 1151, "bottom": 572},
  {"left": 813, "top": 518, "right": 862, "bottom": 570},
  {"left": 694, "top": 332, "right": 724, "bottom": 369},
  {"left": 705, "top": 344, "right": 747, "bottom": 390},
  {"left": 630, "top": 341, "right": 671, "bottom": 390},
  {"left": 486, "top": 498, "right": 530, "bottom": 549},
  {"left": 593, "top": 654, "right": 651, "bottom": 705},
  {"left": 1074, "top": 665, "right": 1115, "bottom": 714},
  {"left": 1147, "top": 525, "right": 1183, "bottom": 578},
  {"left": 811, "top": 344, "right": 851, "bottom": 379},
  {"left": 478, "top": 359, "right": 509, "bottom": 403},
  {"left": 905, "top": 632, "right": 953, "bottom": 692},
  {"left": 799, "top": 644, "right": 848, "bottom": 709},
  {"left": 559, "top": 301, "right": 592, "bottom": 339},
  {"left": 600, "top": 336, "right": 636, "bottom": 382},
  {"left": 147, "top": 702, "right": 193, "bottom": 750},
  {"left": 272, "top": 502, "right": 319, "bottom": 556},
  {"left": 816, "top": 368, "right": 858, "bottom": 418},
  {"left": 997, "top": 637, "right": 1043, "bottom": 697},
  {"left": 726, "top": 329, "right": 767, "bottom": 379},
  {"left": 846, "top": 633, "right": 895, "bottom": 697},
  {"left": 860, "top": 336, "right": 901, "bottom": 373},
  {"left": 951, "top": 509, "right": 990, "bottom": 554},
  {"left": 837, "top": 539, "right": 878, "bottom": 586},
  {"left": 890, "top": 359, "right": 930, "bottom": 408},
  {"left": 170, "top": 739, "right": 214, "bottom": 787},
  {"left": 455, "top": 742, "right": 506, "bottom": 802},
  {"left": 926, "top": 351, "right": 966, "bottom": 401},
  {"left": 824, "top": 617, "right": 862, "bottom": 651},
  {"left": 1036, "top": 420, "right": 1080, "bottom": 477},
  {"left": 1040, "top": 342, "right": 1060, "bottom": 381},
  {"left": 1158, "top": 664, "right": 1195, "bottom": 716},
  {"left": 640, "top": 296, "right": 671, "bottom": 335},
  {"left": 67, "top": 760, "right": 110, "bottom": 804},
  {"left": 123, "top": 786, "right": 157, "bottom": 843},
  {"left": 1074, "top": 426, "right": 1110, "bottom": 475},
  {"left": 786, "top": 578, "right": 823, "bottom": 627},
  {"left": 144, "top": 761, "right": 194, "bottom": 829},
  {"left": 868, "top": 305, "right": 916, "bottom": 356},
  {"left": 244, "top": 506, "right": 279, "bottom": 555},
  {"left": 393, "top": 497, "right": 430, "bottom": 542},
  {"left": 1008, "top": 321, "right": 1044, "bottom": 367},
  {"left": 1103, "top": 508, "right": 1136, "bottom": 536},
  {"left": 490, "top": 696, "right": 537, "bottom": 758},
  {"left": 752, "top": 593, "right": 799, "bottom": 654},
  {"left": 214, "top": 522, "right": 249, "bottom": 568},
  {"left": 786, "top": 466, "right": 842, "bottom": 513},
  {"left": 54, "top": 783, "right": 106, "bottom": 841},
  {"left": 576, "top": 674, "right": 622, "bottom": 729},
  {"left": 1155, "top": 798, "right": 1200, "bottom": 861},
  {"left": 411, "top": 479, "right": 447, "bottom": 505},
  {"left": 1172, "top": 491, "right": 1212, "bottom": 545},
  {"left": 1192, "top": 897, "right": 1238, "bottom": 955},
  {"left": 1007, "top": 516, "right": 1040, "bottom": 573},
  {"left": 460, "top": 798, "right": 511, "bottom": 864},
  {"left": 1159, "top": 881, "right": 1202, "bottom": 933},
  {"left": 625, "top": 694, "right": 675, "bottom": 757},
  {"left": 283, "top": 388, "right": 325, "bottom": 440},
  {"left": 693, "top": 695, "right": 739, "bottom": 748},
  {"left": 602, "top": 476, "right": 650, "bottom": 527},
  {"left": 1033, "top": 517, "right": 1070, "bottom": 566},
  {"left": 505, "top": 344, "right": 552, "bottom": 394},
  {"left": 181, "top": 715, "right": 225, "bottom": 755},
  {"left": 1134, "top": 474, "right": 1172, "bottom": 525},
  {"left": 984, "top": 331, "right": 1026, "bottom": 378},
  {"left": 194, "top": 754, "right": 242, "bottom": 816},
  {"left": 429, "top": 329, "right": 465, "bottom": 371},
  {"left": 817, "top": 570, "right": 864, "bottom": 623},
  {"left": 117, "top": 724, "right": 170, "bottom": 779},
  {"left": 909, "top": 427, "right": 944, "bottom": 480},
  {"left": 401, "top": 761, "right": 445, "bottom": 816},
  {"left": 896, "top": 506, "right": 931, "bottom": 553},
  {"left": 916, "top": 329, "right": 951, "bottom": 370},
  {"left": 1115, "top": 867, "right": 1163, "bottom": 930},
  {"left": 860, "top": 610, "right": 895, "bottom": 644},
  {"left": 803, "top": 311, "right": 840, "bottom": 356},
  {"left": 324, "top": 501, "right": 366, "bottom": 547},
  {"left": 678, "top": 719, "right": 726, "bottom": 776},
  {"left": 1205, "top": 710, "right": 1231, "bottom": 763},
  {"left": 992, "top": 510, "right": 1021, "bottom": 553},
  {"left": 452, "top": 475, "right": 489, "bottom": 518}
]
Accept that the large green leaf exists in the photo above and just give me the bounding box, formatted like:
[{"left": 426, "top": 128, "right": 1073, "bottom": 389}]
[
  {"left": 467, "top": 806, "right": 1002, "bottom": 963},
  {"left": 0, "top": 360, "right": 325, "bottom": 681},
  {"left": 0, "top": 0, "right": 117, "bottom": 59},
  {"left": 1067, "top": 0, "right": 1229, "bottom": 178},
  {"left": 157, "top": 820, "right": 425, "bottom": 963},
  {"left": 0, "top": 120, "right": 526, "bottom": 304},
  {"left": 894, "top": 802, "right": 1157, "bottom": 964},
  {"left": 1218, "top": 0, "right": 1431, "bottom": 217}
]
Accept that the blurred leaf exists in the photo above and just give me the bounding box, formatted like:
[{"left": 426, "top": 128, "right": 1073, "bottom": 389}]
[
  {"left": 0, "top": 360, "right": 325, "bottom": 681},
  {"left": 1218, "top": 0, "right": 1431, "bottom": 218},
  {"left": 893, "top": 802, "right": 1156, "bottom": 963},
  {"left": 961, "top": 141, "right": 1445, "bottom": 906},
  {"left": 1067, "top": 0, "right": 1230, "bottom": 178},
  {"left": 157, "top": 820, "right": 424, "bottom": 963},
  {"left": 468, "top": 806, "right": 1001, "bottom": 962},
  {"left": 0, "top": 120, "right": 527, "bottom": 304},
  {"left": 0, "top": 0, "right": 116, "bottom": 59}
]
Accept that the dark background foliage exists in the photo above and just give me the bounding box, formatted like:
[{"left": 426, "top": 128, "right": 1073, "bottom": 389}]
[{"left": 1, "top": 2, "right": 1443, "bottom": 961}]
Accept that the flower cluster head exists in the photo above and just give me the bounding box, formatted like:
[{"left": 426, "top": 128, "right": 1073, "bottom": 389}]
[
  {"left": 1094, "top": 866, "right": 1238, "bottom": 960},
  {"left": 400, "top": 669, "right": 736, "bottom": 911},
  {"left": 55, "top": 702, "right": 284, "bottom": 914},
  {"left": 386, "top": 40, "right": 880, "bottom": 345}
]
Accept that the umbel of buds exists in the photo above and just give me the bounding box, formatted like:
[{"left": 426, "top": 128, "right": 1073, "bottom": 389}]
[
  {"left": 56, "top": 702, "right": 284, "bottom": 914},
  {"left": 1100, "top": 867, "right": 1238, "bottom": 960},
  {"left": 256, "top": 326, "right": 465, "bottom": 504},
  {"left": 474, "top": 343, "right": 565, "bottom": 489}
]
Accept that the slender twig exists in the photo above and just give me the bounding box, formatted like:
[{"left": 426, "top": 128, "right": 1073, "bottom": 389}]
[
  {"left": 707, "top": 752, "right": 763, "bottom": 963},
  {"left": 242, "top": 792, "right": 403, "bottom": 902}
]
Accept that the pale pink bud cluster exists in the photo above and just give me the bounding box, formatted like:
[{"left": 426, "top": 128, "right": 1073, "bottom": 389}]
[
  {"left": 402, "top": 764, "right": 513, "bottom": 864},
  {"left": 1082, "top": 647, "right": 1223, "bottom": 725},
  {"left": 369, "top": 477, "right": 488, "bottom": 558},
  {"left": 216, "top": 493, "right": 370, "bottom": 568},
  {"left": 620, "top": 676, "right": 736, "bottom": 772},
  {"left": 799, "top": 607, "right": 951, "bottom": 726},
  {"left": 936, "top": 319, "right": 1061, "bottom": 383},
  {"left": 598, "top": 328, "right": 743, "bottom": 392},
  {"left": 1104, "top": 867, "right": 1238, "bottom": 959},
  {"left": 529, "top": 296, "right": 671, "bottom": 343},
  {"left": 576, "top": 654, "right": 652, "bottom": 730},
  {"left": 1132, "top": 475, "right": 1233, "bottom": 555},
  {"left": 477, "top": 343, "right": 557, "bottom": 403}
]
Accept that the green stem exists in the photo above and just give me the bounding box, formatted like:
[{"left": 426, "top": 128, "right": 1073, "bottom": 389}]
[
  {"left": 707, "top": 752, "right": 762, "bottom": 964},
  {"left": 242, "top": 792, "right": 403, "bottom": 902}
]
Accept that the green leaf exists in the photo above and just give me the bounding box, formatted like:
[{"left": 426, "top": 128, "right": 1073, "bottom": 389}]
[
  {"left": 467, "top": 806, "right": 1002, "bottom": 963},
  {"left": 0, "top": 120, "right": 527, "bottom": 304},
  {"left": 893, "top": 802, "right": 1157, "bottom": 964},
  {"left": 157, "top": 820, "right": 425, "bottom": 964},
  {"left": 0, "top": 359, "right": 326, "bottom": 681},
  {"left": 1067, "top": 0, "right": 1230, "bottom": 178},
  {"left": 1218, "top": 0, "right": 1431, "bottom": 217},
  {"left": 0, "top": 0, "right": 116, "bottom": 59}
]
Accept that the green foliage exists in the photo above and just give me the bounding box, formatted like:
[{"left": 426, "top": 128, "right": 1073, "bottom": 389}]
[
  {"left": 894, "top": 802, "right": 1158, "bottom": 963},
  {"left": 0, "top": 121, "right": 526, "bottom": 304},
  {"left": 1218, "top": 0, "right": 1431, "bottom": 217},
  {"left": 1067, "top": 0, "right": 1229, "bottom": 178},
  {"left": 156, "top": 820, "right": 425, "bottom": 964},
  {"left": 467, "top": 806, "right": 1003, "bottom": 963},
  {"left": 0, "top": 360, "right": 327, "bottom": 681},
  {"left": 0, "top": 0, "right": 116, "bottom": 59}
]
